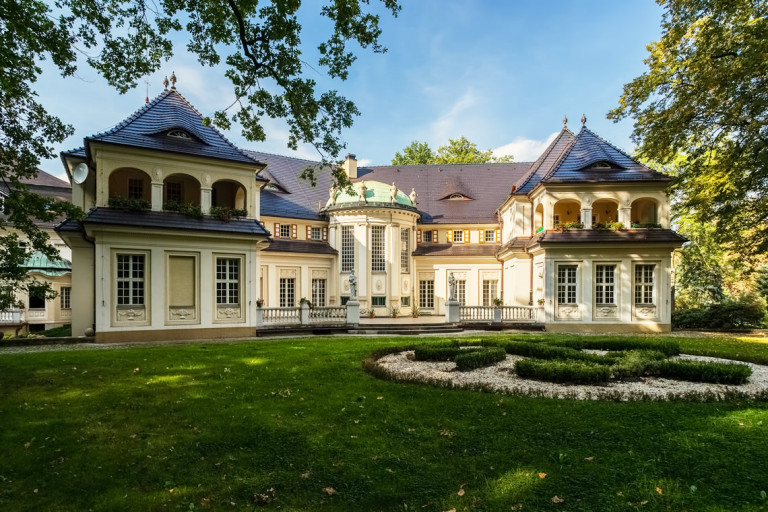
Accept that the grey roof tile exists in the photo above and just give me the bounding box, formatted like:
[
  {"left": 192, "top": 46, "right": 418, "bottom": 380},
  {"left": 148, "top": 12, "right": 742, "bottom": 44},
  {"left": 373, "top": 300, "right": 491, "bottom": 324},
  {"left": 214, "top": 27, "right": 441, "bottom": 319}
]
[
  {"left": 514, "top": 128, "right": 576, "bottom": 195},
  {"left": 263, "top": 239, "right": 338, "bottom": 255},
  {"left": 79, "top": 207, "right": 270, "bottom": 236},
  {"left": 66, "top": 89, "right": 265, "bottom": 167}
]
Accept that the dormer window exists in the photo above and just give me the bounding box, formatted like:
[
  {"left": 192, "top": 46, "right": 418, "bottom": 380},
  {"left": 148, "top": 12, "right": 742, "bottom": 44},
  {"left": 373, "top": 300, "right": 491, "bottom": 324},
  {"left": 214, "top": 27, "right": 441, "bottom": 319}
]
[
  {"left": 443, "top": 193, "right": 472, "bottom": 200},
  {"left": 264, "top": 183, "right": 283, "bottom": 193},
  {"left": 167, "top": 129, "right": 192, "bottom": 140},
  {"left": 590, "top": 161, "right": 613, "bottom": 169}
]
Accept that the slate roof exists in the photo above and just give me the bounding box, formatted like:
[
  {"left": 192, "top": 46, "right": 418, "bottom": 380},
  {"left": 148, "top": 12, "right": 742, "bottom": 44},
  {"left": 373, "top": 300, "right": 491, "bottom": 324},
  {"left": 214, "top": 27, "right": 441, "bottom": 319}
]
[
  {"left": 526, "top": 229, "right": 687, "bottom": 248},
  {"left": 513, "top": 128, "right": 575, "bottom": 195},
  {"left": 0, "top": 169, "right": 72, "bottom": 229},
  {"left": 63, "top": 207, "right": 270, "bottom": 236},
  {"left": 356, "top": 163, "right": 532, "bottom": 224},
  {"left": 412, "top": 243, "right": 501, "bottom": 257},
  {"left": 262, "top": 240, "right": 338, "bottom": 255},
  {"left": 63, "top": 89, "right": 266, "bottom": 168},
  {"left": 541, "top": 127, "right": 670, "bottom": 184},
  {"left": 247, "top": 151, "right": 333, "bottom": 221}
]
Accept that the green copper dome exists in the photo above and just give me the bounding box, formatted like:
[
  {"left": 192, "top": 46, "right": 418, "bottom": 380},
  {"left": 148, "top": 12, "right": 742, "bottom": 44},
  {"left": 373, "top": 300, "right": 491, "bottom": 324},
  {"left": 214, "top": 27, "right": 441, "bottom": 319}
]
[
  {"left": 22, "top": 251, "right": 71, "bottom": 277},
  {"left": 325, "top": 181, "right": 414, "bottom": 209}
]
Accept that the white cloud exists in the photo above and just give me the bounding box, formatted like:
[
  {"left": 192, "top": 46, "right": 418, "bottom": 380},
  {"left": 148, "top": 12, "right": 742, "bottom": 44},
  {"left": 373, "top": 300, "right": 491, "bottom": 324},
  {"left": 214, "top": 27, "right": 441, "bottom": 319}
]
[
  {"left": 492, "top": 132, "right": 559, "bottom": 162},
  {"left": 356, "top": 158, "right": 372, "bottom": 167},
  {"left": 429, "top": 90, "right": 479, "bottom": 143}
]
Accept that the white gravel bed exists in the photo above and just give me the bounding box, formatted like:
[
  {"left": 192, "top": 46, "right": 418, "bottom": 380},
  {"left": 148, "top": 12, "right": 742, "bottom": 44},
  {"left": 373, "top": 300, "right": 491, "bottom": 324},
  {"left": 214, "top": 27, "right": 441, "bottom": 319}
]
[{"left": 374, "top": 351, "right": 768, "bottom": 401}]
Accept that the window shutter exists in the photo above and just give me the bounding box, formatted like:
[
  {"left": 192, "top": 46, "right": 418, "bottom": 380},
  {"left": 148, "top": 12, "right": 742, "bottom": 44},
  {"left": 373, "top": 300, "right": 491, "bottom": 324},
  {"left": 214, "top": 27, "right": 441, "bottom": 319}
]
[
  {"left": 496, "top": 228, "right": 501, "bottom": 242},
  {"left": 447, "top": 230, "right": 453, "bottom": 243},
  {"left": 306, "top": 226, "right": 312, "bottom": 239},
  {"left": 417, "top": 230, "right": 422, "bottom": 243},
  {"left": 479, "top": 230, "right": 485, "bottom": 243},
  {"left": 322, "top": 227, "right": 328, "bottom": 241},
  {"left": 274, "top": 223, "right": 281, "bottom": 238},
  {"left": 463, "top": 229, "right": 470, "bottom": 244},
  {"left": 291, "top": 224, "right": 297, "bottom": 239}
]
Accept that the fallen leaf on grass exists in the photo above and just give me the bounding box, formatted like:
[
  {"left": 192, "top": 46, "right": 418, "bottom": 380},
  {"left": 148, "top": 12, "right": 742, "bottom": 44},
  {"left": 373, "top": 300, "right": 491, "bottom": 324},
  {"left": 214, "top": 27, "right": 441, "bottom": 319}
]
[
  {"left": 301, "top": 471, "right": 311, "bottom": 479},
  {"left": 324, "top": 487, "right": 337, "bottom": 495},
  {"left": 377, "top": 396, "right": 383, "bottom": 400},
  {"left": 641, "top": 500, "right": 648, "bottom": 505},
  {"left": 510, "top": 505, "right": 523, "bottom": 511},
  {"left": 443, "top": 509, "right": 456, "bottom": 512},
  {"left": 458, "top": 488, "right": 465, "bottom": 496},
  {"left": 656, "top": 487, "right": 662, "bottom": 494},
  {"left": 552, "top": 496, "right": 564, "bottom": 503},
  {"left": 133, "top": 368, "right": 140, "bottom": 373},
  {"left": 584, "top": 456, "right": 594, "bottom": 461},
  {"left": 538, "top": 473, "right": 547, "bottom": 479}
]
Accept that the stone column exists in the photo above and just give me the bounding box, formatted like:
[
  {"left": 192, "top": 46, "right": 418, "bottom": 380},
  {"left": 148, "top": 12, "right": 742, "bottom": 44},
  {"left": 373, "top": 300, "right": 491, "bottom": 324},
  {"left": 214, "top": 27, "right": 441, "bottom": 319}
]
[
  {"left": 201, "top": 188, "right": 212, "bottom": 214},
  {"left": 151, "top": 182, "right": 163, "bottom": 211},
  {"left": 581, "top": 208, "right": 593, "bottom": 229}
]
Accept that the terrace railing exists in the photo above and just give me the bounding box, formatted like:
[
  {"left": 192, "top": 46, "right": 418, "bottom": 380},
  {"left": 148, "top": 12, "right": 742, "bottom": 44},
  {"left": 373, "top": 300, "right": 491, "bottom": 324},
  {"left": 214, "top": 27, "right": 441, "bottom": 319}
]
[
  {"left": 309, "top": 306, "right": 347, "bottom": 324},
  {"left": 0, "top": 309, "right": 24, "bottom": 325},
  {"left": 459, "top": 305, "right": 541, "bottom": 323},
  {"left": 261, "top": 307, "right": 300, "bottom": 325}
]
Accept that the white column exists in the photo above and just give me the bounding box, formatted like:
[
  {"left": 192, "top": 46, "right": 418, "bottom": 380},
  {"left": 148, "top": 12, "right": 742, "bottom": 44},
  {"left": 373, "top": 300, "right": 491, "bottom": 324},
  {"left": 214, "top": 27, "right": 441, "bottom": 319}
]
[
  {"left": 201, "top": 187, "right": 212, "bottom": 213},
  {"left": 581, "top": 208, "right": 593, "bottom": 229},
  {"left": 151, "top": 182, "right": 163, "bottom": 211}
]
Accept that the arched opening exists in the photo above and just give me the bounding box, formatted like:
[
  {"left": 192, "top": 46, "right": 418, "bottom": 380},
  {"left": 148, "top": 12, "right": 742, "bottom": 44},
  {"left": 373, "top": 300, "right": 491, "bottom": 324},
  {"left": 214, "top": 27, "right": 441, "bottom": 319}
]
[
  {"left": 631, "top": 198, "right": 660, "bottom": 227},
  {"left": 553, "top": 199, "right": 581, "bottom": 227},
  {"left": 592, "top": 199, "right": 619, "bottom": 226},
  {"left": 212, "top": 180, "right": 247, "bottom": 211},
  {"left": 534, "top": 204, "right": 544, "bottom": 233},
  {"left": 163, "top": 174, "right": 201, "bottom": 209},
  {"left": 108, "top": 168, "right": 151, "bottom": 202}
]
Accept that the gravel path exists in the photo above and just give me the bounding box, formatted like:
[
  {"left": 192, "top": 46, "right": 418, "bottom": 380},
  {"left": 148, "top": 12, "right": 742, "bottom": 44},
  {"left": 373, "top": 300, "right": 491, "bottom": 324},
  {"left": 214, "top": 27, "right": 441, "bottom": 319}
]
[{"left": 374, "top": 351, "right": 768, "bottom": 401}]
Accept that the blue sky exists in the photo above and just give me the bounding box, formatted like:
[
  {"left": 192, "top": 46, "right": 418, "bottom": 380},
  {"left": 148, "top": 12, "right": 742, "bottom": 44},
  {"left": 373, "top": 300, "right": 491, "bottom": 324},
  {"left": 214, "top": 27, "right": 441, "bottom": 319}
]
[{"left": 37, "top": 0, "right": 664, "bottom": 178}]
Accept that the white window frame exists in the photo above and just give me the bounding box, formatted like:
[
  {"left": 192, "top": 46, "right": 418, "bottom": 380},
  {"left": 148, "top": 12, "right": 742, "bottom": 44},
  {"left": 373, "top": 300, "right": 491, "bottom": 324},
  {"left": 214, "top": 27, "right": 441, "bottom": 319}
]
[
  {"left": 279, "top": 224, "right": 291, "bottom": 238},
  {"left": 341, "top": 226, "right": 355, "bottom": 272},
  {"left": 456, "top": 279, "right": 466, "bottom": 306},
  {"left": 557, "top": 265, "right": 578, "bottom": 305},
  {"left": 371, "top": 225, "right": 386, "bottom": 272},
  {"left": 216, "top": 257, "right": 240, "bottom": 306},
  {"left": 482, "top": 279, "right": 498, "bottom": 307},
  {"left": 400, "top": 228, "right": 410, "bottom": 274},
  {"left": 311, "top": 278, "right": 326, "bottom": 307},
  {"left": 634, "top": 264, "right": 656, "bottom": 305},
  {"left": 60, "top": 286, "right": 71, "bottom": 310},
  {"left": 311, "top": 227, "right": 322, "bottom": 241},
  {"left": 452, "top": 230, "right": 463, "bottom": 243},
  {"left": 595, "top": 264, "right": 616, "bottom": 305},
  {"left": 116, "top": 253, "right": 146, "bottom": 306},
  {"left": 423, "top": 230, "right": 433, "bottom": 243},
  {"left": 279, "top": 277, "right": 296, "bottom": 307},
  {"left": 484, "top": 229, "right": 495, "bottom": 243},
  {"left": 419, "top": 280, "right": 434, "bottom": 309}
]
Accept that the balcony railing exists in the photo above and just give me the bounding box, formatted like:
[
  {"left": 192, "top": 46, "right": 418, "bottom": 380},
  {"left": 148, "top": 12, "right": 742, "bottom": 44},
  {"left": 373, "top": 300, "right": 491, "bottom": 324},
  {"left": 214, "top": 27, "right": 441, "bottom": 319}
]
[
  {"left": 309, "top": 306, "right": 347, "bottom": 324},
  {"left": 0, "top": 309, "right": 24, "bottom": 324},
  {"left": 459, "top": 305, "right": 540, "bottom": 323}
]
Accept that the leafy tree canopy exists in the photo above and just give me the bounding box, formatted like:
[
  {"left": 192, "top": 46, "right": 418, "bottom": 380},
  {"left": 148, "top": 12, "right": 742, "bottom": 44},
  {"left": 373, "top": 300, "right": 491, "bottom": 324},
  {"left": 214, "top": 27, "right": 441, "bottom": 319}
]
[
  {"left": 391, "top": 137, "right": 513, "bottom": 165},
  {"left": 609, "top": 0, "right": 768, "bottom": 262},
  {"left": 0, "top": 0, "right": 400, "bottom": 309}
]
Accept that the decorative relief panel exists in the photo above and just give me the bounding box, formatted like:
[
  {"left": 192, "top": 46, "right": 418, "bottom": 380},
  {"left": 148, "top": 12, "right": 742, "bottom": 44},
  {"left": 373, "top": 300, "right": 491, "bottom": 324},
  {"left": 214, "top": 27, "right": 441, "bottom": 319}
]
[
  {"left": 279, "top": 268, "right": 297, "bottom": 279},
  {"left": 418, "top": 272, "right": 434, "bottom": 280},
  {"left": 202, "top": 173, "right": 211, "bottom": 186},
  {"left": 594, "top": 305, "right": 618, "bottom": 319},
  {"left": 216, "top": 306, "right": 242, "bottom": 321},
  {"left": 117, "top": 307, "right": 146, "bottom": 322},
  {"left": 342, "top": 276, "right": 350, "bottom": 293},
  {"left": 401, "top": 277, "right": 410, "bottom": 294},
  {"left": 452, "top": 272, "right": 468, "bottom": 280},
  {"left": 373, "top": 275, "right": 386, "bottom": 293},
  {"left": 556, "top": 305, "right": 580, "bottom": 320},
  {"left": 169, "top": 306, "right": 197, "bottom": 322},
  {"left": 635, "top": 305, "right": 657, "bottom": 319},
  {"left": 312, "top": 269, "right": 328, "bottom": 279}
]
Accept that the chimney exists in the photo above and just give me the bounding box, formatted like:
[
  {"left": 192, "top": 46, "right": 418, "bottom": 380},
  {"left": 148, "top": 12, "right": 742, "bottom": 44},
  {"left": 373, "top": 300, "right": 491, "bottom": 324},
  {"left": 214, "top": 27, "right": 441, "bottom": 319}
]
[{"left": 342, "top": 153, "right": 358, "bottom": 180}]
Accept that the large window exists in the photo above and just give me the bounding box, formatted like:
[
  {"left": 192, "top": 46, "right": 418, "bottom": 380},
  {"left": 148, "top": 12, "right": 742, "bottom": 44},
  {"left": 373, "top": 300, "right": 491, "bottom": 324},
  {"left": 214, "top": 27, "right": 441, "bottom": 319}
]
[
  {"left": 400, "top": 228, "right": 410, "bottom": 273},
  {"left": 371, "top": 225, "right": 385, "bottom": 272},
  {"left": 635, "top": 264, "right": 655, "bottom": 304},
  {"left": 127, "top": 178, "right": 144, "bottom": 199},
  {"left": 216, "top": 258, "right": 240, "bottom": 305},
  {"left": 280, "top": 224, "right": 291, "bottom": 238},
  {"left": 484, "top": 229, "right": 495, "bottom": 243},
  {"left": 311, "top": 278, "right": 326, "bottom": 307},
  {"left": 165, "top": 181, "right": 182, "bottom": 203},
  {"left": 452, "top": 230, "right": 463, "bottom": 243},
  {"left": 419, "top": 280, "right": 434, "bottom": 309},
  {"left": 60, "top": 287, "right": 71, "bottom": 309},
  {"left": 482, "top": 280, "right": 498, "bottom": 306},
  {"left": 457, "top": 279, "right": 466, "bottom": 306},
  {"left": 312, "top": 227, "right": 322, "bottom": 241},
  {"left": 28, "top": 284, "right": 47, "bottom": 309},
  {"left": 341, "top": 226, "right": 355, "bottom": 272},
  {"left": 117, "top": 254, "right": 145, "bottom": 306},
  {"left": 371, "top": 296, "right": 386, "bottom": 306},
  {"left": 595, "top": 265, "right": 616, "bottom": 305},
  {"left": 279, "top": 278, "right": 296, "bottom": 307},
  {"left": 557, "top": 265, "right": 577, "bottom": 305}
]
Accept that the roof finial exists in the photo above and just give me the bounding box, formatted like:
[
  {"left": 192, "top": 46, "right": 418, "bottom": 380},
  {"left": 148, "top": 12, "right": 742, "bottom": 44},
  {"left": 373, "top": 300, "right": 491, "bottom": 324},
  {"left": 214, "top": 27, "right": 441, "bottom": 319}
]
[
  {"left": 170, "top": 71, "right": 177, "bottom": 90},
  {"left": 563, "top": 115, "right": 568, "bottom": 128},
  {"left": 163, "top": 76, "right": 169, "bottom": 90},
  {"left": 581, "top": 113, "right": 587, "bottom": 126}
]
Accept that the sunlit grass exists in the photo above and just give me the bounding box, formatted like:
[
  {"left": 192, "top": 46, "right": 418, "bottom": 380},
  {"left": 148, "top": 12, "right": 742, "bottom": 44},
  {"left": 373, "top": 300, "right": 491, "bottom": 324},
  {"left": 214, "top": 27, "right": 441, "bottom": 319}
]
[{"left": 1, "top": 333, "right": 768, "bottom": 511}]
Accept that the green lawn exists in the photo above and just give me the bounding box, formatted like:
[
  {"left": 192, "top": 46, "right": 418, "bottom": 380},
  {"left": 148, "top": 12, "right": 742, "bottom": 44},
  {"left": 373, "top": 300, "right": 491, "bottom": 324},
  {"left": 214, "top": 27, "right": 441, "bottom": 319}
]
[{"left": 2, "top": 334, "right": 768, "bottom": 511}]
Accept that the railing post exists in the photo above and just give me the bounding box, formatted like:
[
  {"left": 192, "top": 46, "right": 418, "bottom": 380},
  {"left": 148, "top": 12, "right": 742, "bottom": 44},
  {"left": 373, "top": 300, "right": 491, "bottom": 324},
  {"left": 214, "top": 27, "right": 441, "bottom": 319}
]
[
  {"left": 346, "top": 301, "right": 359, "bottom": 326},
  {"left": 256, "top": 307, "right": 264, "bottom": 327},
  {"left": 300, "top": 303, "right": 310, "bottom": 325},
  {"left": 493, "top": 307, "right": 502, "bottom": 323}
]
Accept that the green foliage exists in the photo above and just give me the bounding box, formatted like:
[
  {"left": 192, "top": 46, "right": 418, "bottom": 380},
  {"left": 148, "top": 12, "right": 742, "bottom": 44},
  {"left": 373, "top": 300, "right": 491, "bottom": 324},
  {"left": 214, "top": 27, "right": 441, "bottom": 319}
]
[
  {"left": 413, "top": 344, "right": 478, "bottom": 361},
  {"left": 610, "top": 350, "right": 668, "bottom": 380},
  {"left": 554, "top": 338, "right": 680, "bottom": 356},
  {"left": 654, "top": 359, "right": 752, "bottom": 385},
  {"left": 610, "top": 0, "right": 768, "bottom": 261},
  {"left": 107, "top": 195, "right": 151, "bottom": 212},
  {"left": 673, "top": 293, "right": 767, "bottom": 329},
  {"left": 454, "top": 347, "right": 506, "bottom": 371},
  {"left": 163, "top": 200, "right": 203, "bottom": 219},
  {"left": 756, "top": 266, "right": 768, "bottom": 303},
  {"left": 40, "top": 325, "right": 72, "bottom": 338},
  {"left": 391, "top": 136, "right": 513, "bottom": 165},
  {"left": 514, "top": 359, "right": 612, "bottom": 384},
  {"left": 208, "top": 206, "right": 247, "bottom": 222}
]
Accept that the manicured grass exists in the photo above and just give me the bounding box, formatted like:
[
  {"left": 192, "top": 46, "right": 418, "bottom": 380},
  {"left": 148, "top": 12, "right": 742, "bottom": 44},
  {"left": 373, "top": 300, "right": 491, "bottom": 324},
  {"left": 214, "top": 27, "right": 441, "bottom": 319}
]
[{"left": 2, "top": 333, "right": 768, "bottom": 511}]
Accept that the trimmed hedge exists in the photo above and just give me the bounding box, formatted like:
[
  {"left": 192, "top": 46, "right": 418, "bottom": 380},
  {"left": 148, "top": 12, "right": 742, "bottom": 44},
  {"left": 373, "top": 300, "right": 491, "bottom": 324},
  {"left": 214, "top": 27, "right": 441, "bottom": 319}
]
[
  {"left": 555, "top": 338, "right": 680, "bottom": 356},
  {"left": 654, "top": 359, "right": 752, "bottom": 385},
  {"left": 498, "top": 341, "right": 609, "bottom": 365},
  {"left": 609, "top": 350, "right": 666, "bottom": 379},
  {"left": 414, "top": 344, "right": 481, "bottom": 361},
  {"left": 514, "top": 359, "right": 611, "bottom": 384},
  {"left": 455, "top": 347, "right": 506, "bottom": 371}
]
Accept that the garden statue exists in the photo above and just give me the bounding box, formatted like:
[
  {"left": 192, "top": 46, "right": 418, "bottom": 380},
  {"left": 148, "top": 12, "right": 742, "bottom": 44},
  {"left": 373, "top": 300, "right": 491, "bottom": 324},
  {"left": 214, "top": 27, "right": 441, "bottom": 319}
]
[
  {"left": 329, "top": 185, "right": 336, "bottom": 204},
  {"left": 409, "top": 187, "right": 417, "bottom": 205},
  {"left": 448, "top": 273, "right": 457, "bottom": 302},
  {"left": 349, "top": 271, "right": 357, "bottom": 300},
  {"left": 390, "top": 182, "right": 398, "bottom": 203},
  {"left": 358, "top": 182, "right": 367, "bottom": 202}
]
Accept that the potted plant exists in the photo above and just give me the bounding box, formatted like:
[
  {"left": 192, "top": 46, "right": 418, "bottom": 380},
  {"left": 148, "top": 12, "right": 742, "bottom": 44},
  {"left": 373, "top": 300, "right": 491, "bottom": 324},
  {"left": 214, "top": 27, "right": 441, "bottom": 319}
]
[
  {"left": 537, "top": 298, "right": 545, "bottom": 306},
  {"left": 492, "top": 297, "right": 503, "bottom": 322},
  {"left": 390, "top": 304, "right": 400, "bottom": 318},
  {"left": 256, "top": 298, "right": 264, "bottom": 308},
  {"left": 299, "top": 297, "right": 313, "bottom": 309},
  {"left": 411, "top": 303, "right": 421, "bottom": 318}
]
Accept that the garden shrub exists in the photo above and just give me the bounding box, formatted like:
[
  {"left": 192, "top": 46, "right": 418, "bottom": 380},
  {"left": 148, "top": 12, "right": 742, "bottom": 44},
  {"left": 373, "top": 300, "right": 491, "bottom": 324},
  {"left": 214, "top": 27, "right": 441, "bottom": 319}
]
[
  {"left": 609, "top": 350, "right": 666, "bottom": 379},
  {"left": 454, "top": 347, "right": 506, "bottom": 371},
  {"left": 673, "top": 293, "right": 767, "bottom": 329},
  {"left": 555, "top": 338, "right": 680, "bottom": 356},
  {"left": 500, "top": 341, "right": 608, "bottom": 364},
  {"left": 654, "top": 360, "right": 752, "bottom": 385},
  {"left": 414, "top": 344, "right": 480, "bottom": 361},
  {"left": 514, "top": 359, "right": 611, "bottom": 384}
]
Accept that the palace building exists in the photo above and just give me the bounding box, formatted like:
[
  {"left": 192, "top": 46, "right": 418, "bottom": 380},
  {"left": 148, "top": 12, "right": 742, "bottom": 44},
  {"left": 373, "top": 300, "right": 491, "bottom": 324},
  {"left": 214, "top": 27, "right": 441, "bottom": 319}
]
[{"left": 54, "top": 86, "right": 685, "bottom": 342}]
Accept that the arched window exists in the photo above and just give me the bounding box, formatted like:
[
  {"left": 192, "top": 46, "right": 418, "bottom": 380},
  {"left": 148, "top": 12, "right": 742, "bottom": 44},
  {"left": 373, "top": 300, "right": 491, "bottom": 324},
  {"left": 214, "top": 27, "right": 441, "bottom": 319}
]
[
  {"left": 631, "top": 198, "right": 660, "bottom": 227},
  {"left": 212, "top": 180, "right": 247, "bottom": 211},
  {"left": 163, "top": 174, "right": 201, "bottom": 208},
  {"left": 108, "top": 168, "right": 151, "bottom": 202}
]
